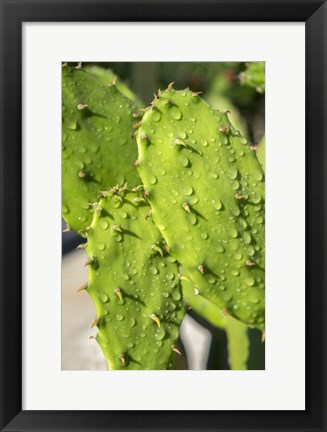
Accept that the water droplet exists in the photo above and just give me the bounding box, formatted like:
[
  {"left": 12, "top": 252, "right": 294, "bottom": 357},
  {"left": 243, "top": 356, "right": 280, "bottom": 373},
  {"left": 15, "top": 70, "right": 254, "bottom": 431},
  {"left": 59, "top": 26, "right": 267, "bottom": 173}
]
[
  {"left": 201, "top": 231, "right": 208, "bottom": 239},
  {"left": 116, "top": 314, "right": 124, "bottom": 321},
  {"left": 100, "top": 220, "right": 109, "bottom": 230},
  {"left": 150, "top": 266, "right": 158, "bottom": 275},
  {"left": 249, "top": 293, "right": 260, "bottom": 304},
  {"left": 232, "top": 207, "right": 240, "bottom": 216},
  {"left": 189, "top": 196, "right": 199, "bottom": 205},
  {"left": 228, "top": 167, "right": 238, "bottom": 179},
  {"left": 188, "top": 213, "right": 198, "bottom": 225},
  {"left": 155, "top": 326, "right": 166, "bottom": 340},
  {"left": 172, "top": 290, "right": 181, "bottom": 301},
  {"left": 130, "top": 318, "right": 136, "bottom": 327},
  {"left": 202, "top": 139, "right": 209, "bottom": 147},
  {"left": 99, "top": 292, "right": 109, "bottom": 303},
  {"left": 234, "top": 252, "right": 243, "bottom": 260},
  {"left": 229, "top": 228, "right": 238, "bottom": 238},
  {"left": 179, "top": 155, "right": 190, "bottom": 167},
  {"left": 212, "top": 199, "right": 222, "bottom": 210},
  {"left": 231, "top": 269, "right": 240, "bottom": 276},
  {"left": 183, "top": 186, "right": 193, "bottom": 196},
  {"left": 245, "top": 277, "right": 255, "bottom": 286},
  {"left": 97, "top": 243, "right": 106, "bottom": 251},
  {"left": 243, "top": 232, "right": 252, "bottom": 244},
  {"left": 152, "top": 110, "right": 161, "bottom": 122},
  {"left": 216, "top": 244, "right": 225, "bottom": 253},
  {"left": 149, "top": 174, "right": 157, "bottom": 185},
  {"left": 210, "top": 172, "right": 218, "bottom": 179},
  {"left": 170, "top": 106, "right": 182, "bottom": 120},
  {"left": 179, "top": 131, "right": 187, "bottom": 139}
]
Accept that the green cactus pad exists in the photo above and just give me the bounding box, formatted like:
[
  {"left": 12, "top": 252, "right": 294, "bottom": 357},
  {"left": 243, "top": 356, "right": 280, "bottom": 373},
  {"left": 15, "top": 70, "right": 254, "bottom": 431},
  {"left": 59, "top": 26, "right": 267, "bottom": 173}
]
[
  {"left": 84, "top": 185, "right": 185, "bottom": 370},
  {"left": 136, "top": 87, "right": 265, "bottom": 330},
  {"left": 62, "top": 65, "right": 139, "bottom": 231}
]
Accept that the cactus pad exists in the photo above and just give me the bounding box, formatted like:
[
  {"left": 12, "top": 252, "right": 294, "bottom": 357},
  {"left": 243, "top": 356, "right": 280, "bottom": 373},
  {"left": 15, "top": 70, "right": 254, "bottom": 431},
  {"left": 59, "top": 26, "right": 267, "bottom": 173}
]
[
  {"left": 62, "top": 65, "right": 139, "bottom": 231},
  {"left": 84, "top": 185, "right": 185, "bottom": 370},
  {"left": 136, "top": 87, "right": 265, "bottom": 330}
]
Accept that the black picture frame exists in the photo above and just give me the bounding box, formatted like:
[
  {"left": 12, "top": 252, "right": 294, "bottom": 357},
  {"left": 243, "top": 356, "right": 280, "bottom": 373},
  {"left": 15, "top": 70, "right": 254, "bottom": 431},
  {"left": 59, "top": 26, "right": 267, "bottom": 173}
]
[{"left": 1, "top": 0, "right": 326, "bottom": 431}]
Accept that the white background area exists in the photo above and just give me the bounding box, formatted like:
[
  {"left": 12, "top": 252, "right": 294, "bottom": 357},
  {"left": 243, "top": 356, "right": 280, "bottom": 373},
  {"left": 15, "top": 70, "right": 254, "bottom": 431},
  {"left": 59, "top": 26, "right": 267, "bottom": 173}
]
[{"left": 23, "top": 23, "right": 305, "bottom": 410}]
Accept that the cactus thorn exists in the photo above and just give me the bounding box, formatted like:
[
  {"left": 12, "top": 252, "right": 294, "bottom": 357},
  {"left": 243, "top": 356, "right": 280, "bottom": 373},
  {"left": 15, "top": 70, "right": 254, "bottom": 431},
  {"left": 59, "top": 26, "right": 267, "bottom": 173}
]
[
  {"left": 132, "top": 185, "right": 144, "bottom": 192},
  {"left": 84, "top": 257, "right": 95, "bottom": 267},
  {"left": 62, "top": 62, "right": 67, "bottom": 67},
  {"left": 193, "top": 288, "right": 200, "bottom": 296},
  {"left": 218, "top": 126, "right": 228, "bottom": 133},
  {"left": 113, "top": 224, "right": 123, "bottom": 233},
  {"left": 235, "top": 192, "right": 245, "bottom": 200},
  {"left": 77, "top": 103, "right": 88, "bottom": 110},
  {"left": 164, "top": 99, "right": 173, "bottom": 105},
  {"left": 174, "top": 138, "right": 187, "bottom": 147},
  {"left": 109, "top": 77, "right": 117, "bottom": 86},
  {"left": 150, "top": 313, "right": 161, "bottom": 328},
  {"left": 89, "top": 335, "right": 96, "bottom": 340},
  {"left": 114, "top": 287, "right": 124, "bottom": 303},
  {"left": 250, "top": 145, "right": 259, "bottom": 151},
  {"left": 165, "top": 245, "right": 171, "bottom": 254},
  {"left": 62, "top": 225, "right": 70, "bottom": 233},
  {"left": 76, "top": 243, "right": 87, "bottom": 250},
  {"left": 133, "top": 197, "right": 146, "bottom": 204},
  {"left": 197, "top": 264, "right": 204, "bottom": 274},
  {"left": 245, "top": 259, "right": 256, "bottom": 266},
  {"left": 191, "top": 91, "right": 202, "bottom": 97},
  {"left": 177, "top": 274, "right": 190, "bottom": 283},
  {"left": 261, "top": 331, "right": 266, "bottom": 342},
  {"left": 167, "top": 82, "right": 175, "bottom": 91},
  {"left": 133, "top": 160, "right": 140, "bottom": 167},
  {"left": 75, "top": 62, "right": 82, "bottom": 69},
  {"left": 91, "top": 317, "right": 100, "bottom": 328},
  {"left": 78, "top": 171, "right": 87, "bottom": 178},
  {"left": 222, "top": 308, "right": 231, "bottom": 317},
  {"left": 145, "top": 210, "right": 152, "bottom": 220},
  {"left": 182, "top": 202, "right": 191, "bottom": 213},
  {"left": 151, "top": 244, "right": 163, "bottom": 257},
  {"left": 133, "top": 121, "right": 142, "bottom": 129},
  {"left": 172, "top": 345, "right": 182, "bottom": 356},
  {"left": 77, "top": 282, "right": 88, "bottom": 292},
  {"left": 141, "top": 134, "right": 148, "bottom": 142},
  {"left": 132, "top": 112, "right": 140, "bottom": 118},
  {"left": 118, "top": 353, "right": 126, "bottom": 364}
]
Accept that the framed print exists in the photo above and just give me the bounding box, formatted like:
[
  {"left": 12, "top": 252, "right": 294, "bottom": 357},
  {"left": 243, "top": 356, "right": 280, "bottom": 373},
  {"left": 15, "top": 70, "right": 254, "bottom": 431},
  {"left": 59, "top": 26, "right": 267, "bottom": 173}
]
[{"left": 0, "top": 0, "right": 326, "bottom": 431}]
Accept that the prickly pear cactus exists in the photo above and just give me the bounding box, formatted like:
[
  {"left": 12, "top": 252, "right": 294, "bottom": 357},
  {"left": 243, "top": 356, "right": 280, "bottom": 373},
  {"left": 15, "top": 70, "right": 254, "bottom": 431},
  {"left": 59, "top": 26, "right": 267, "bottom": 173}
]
[
  {"left": 83, "top": 184, "right": 185, "bottom": 370},
  {"left": 136, "top": 86, "right": 265, "bottom": 330},
  {"left": 62, "top": 65, "right": 140, "bottom": 232}
]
